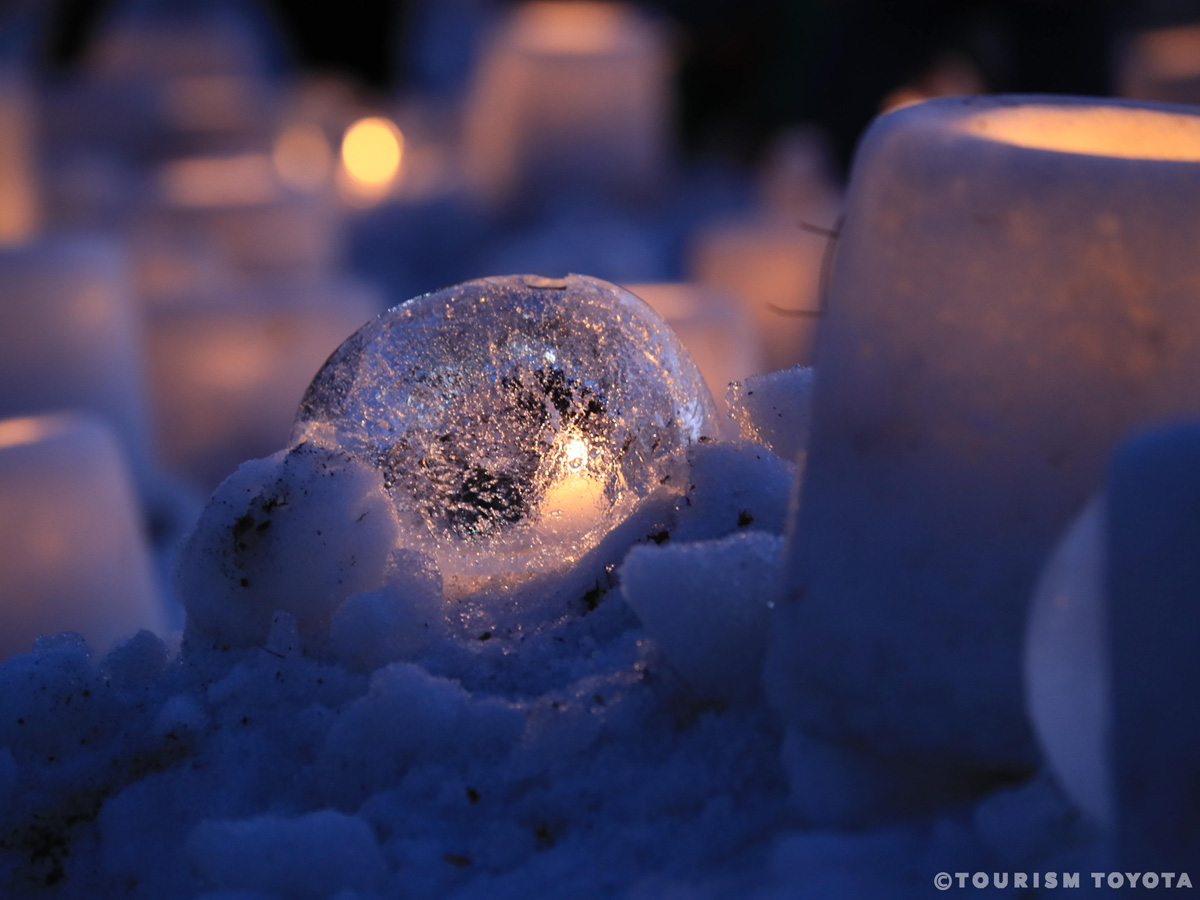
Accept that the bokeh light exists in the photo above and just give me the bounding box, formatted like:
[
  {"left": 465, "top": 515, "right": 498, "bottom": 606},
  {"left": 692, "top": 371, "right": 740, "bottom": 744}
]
[{"left": 340, "top": 116, "right": 404, "bottom": 195}]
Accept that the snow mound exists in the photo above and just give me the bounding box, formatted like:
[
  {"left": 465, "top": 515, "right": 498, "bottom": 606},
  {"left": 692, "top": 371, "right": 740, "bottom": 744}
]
[
  {"left": 671, "top": 439, "right": 794, "bottom": 543},
  {"left": 621, "top": 531, "right": 783, "bottom": 702},
  {"left": 177, "top": 443, "right": 401, "bottom": 650},
  {"left": 727, "top": 366, "right": 813, "bottom": 465},
  {"left": 188, "top": 810, "right": 388, "bottom": 899}
]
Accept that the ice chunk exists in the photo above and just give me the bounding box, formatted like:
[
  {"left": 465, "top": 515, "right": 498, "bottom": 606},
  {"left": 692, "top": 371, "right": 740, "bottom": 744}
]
[
  {"left": 620, "top": 531, "right": 783, "bottom": 701},
  {"left": 177, "top": 443, "right": 401, "bottom": 649},
  {"left": 726, "top": 366, "right": 813, "bottom": 464},
  {"left": 293, "top": 274, "right": 716, "bottom": 593}
]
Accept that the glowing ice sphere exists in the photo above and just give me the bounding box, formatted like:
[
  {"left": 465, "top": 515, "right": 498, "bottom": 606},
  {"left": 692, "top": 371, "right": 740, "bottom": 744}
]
[{"left": 292, "top": 274, "right": 716, "bottom": 590}]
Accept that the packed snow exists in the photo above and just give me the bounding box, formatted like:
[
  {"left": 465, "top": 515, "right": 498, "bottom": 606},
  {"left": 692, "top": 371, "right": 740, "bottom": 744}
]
[{"left": 1, "top": 278, "right": 1109, "bottom": 897}]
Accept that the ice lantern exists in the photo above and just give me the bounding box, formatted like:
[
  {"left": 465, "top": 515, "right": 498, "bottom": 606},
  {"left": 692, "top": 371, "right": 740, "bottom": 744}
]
[
  {"left": 769, "top": 97, "right": 1200, "bottom": 778},
  {"left": 292, "top": 274, "right": 716, "bottom": 595},
  {"left": 0, "top": 413, "right": 163, "bottom": 661}
]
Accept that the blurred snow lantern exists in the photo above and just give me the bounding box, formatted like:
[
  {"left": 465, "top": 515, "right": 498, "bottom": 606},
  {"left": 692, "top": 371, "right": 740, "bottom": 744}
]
[
  {"left": 337, "top": 116, "right": 405, "bottom": 205},
  {"left": 479, "top": 206, "right": 667, "bottom": 288},
  {"left": 128, "top": 226, "right": 234, "bottom": 309},
  {"left": 687, "top": 198, "right": 839, "bottom": 371},
  {"left": 270, "top": 76, "right": 363, "bottom": 195},
  {"left": 42, "top": 75, "right": 278, "bottom": 165},
  {"left": 87, "top": 0, "right": 277, "bottom": 82},
  {"left": 767, "top": 97, "right": 1200, "bottom": 790},
  {"left": 1119, "top": 23, "right": 1200, "bottom": 106},
  {"left": 0, "top": 72, "right": 39, "bottom": 245},
  {"left": 758, "top": 125, "right": 840, "bottom": 220},
  {"left": 1025, "top": 497, "right": 1113, "bottom": 828},
  {"left": 40, "top": 150, "right": 139, "bottom": 235},
  {"left": 0, "top": 412, "right": 163, "bottom": 661},
  {"left": 625, "top": 282, "right": 763, "bottom": 425},
  {"left": 78, "top": 1, "right": 283, "bottom": 158},
  {"left": 463, "top": 1, "right": 671, "bottom": 206},
  {"left": 141, "top": 152, "right": 343, "bottom": 281},
  {"left": 879, "top": 53, "right": 986, "bottom": 114},
  {"left": 0, "top": 237, "right": 156, "bottom": 494},
  {"left": 146, "top": 278, "right": 383, "bottom": 490},
  {"left": 154, "top": 75, "right": 278, "bottom": 151},
  {"left": 293, "top": 274, "right": 715, "bottom": 596},
  {"left": 273, "top": 121, "right": 335, "bottom": 193},
  {"left": 1028, "top": 423, "right": 1200, "bottom": 876}
]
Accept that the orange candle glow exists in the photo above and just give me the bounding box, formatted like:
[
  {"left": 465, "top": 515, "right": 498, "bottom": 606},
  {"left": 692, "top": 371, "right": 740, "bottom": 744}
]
[{"left": 338, "top": 117, "right": 405, "bottom": 203}]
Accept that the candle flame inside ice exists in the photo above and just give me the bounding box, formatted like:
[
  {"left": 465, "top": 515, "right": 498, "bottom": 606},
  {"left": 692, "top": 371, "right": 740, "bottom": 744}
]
[{"left": 564, "top": 436, "right": 588, "bottom": 472}]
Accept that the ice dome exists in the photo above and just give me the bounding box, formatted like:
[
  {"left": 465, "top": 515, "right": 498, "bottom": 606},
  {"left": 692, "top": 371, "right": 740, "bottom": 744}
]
[{"left": 292, "top": 274, "right": 716, "bottom": 589}]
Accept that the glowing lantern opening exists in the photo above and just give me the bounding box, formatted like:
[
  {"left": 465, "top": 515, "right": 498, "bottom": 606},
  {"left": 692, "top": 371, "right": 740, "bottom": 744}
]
[{"left": 960, "top": 104, "right": 1200, "bottom": 161}]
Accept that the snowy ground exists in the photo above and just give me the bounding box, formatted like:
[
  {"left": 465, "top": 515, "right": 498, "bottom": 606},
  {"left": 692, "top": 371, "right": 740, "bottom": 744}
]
[{"left": 0, "top": 362, "right": 1104, "bottom": 898}]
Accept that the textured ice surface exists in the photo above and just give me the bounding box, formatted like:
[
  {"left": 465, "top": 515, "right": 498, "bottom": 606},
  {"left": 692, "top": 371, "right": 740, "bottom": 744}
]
[{"left": 293, "top": 274, "right": 716, "bottom": 590}]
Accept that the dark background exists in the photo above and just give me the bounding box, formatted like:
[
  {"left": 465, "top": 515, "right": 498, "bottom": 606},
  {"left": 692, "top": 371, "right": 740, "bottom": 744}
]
[{"left": 34, "top": 0, "right": 1200, "bottom": 174}]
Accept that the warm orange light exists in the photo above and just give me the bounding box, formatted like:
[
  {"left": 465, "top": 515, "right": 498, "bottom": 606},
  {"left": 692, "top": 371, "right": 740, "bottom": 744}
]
[
  {"left": 1134, "top": 24, "right": 1200, "bottom": 81},
  {"left": 0, "top": 413, "right": 76, "bottom": 451},
  {"left": 564, "top": 436, "right": 589, "bottom": 472},
  {"left": 273, "top": 123, "right": 334, "bottom": 191},
  {"left": 0, "top": 78, "right": 39, "bottom": 245},
  {"left": 880, "top": 88, "right": 929, "bottom": 113},
  {"left": 961, "top": 105, "right": 1200, "bottom": 161},
  {"left": 341, "top": 117, "right": 404, "bottom": 190},
  {"left": 880, "top": 55, "right": 984, "bottom": 115},
  {"left": 512, "top": 1, "right": 631, "bottom": 55}
]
